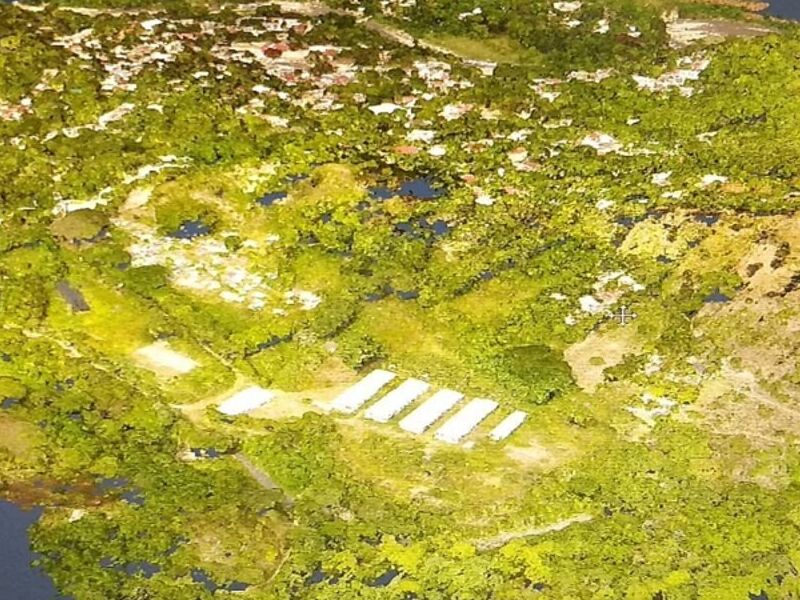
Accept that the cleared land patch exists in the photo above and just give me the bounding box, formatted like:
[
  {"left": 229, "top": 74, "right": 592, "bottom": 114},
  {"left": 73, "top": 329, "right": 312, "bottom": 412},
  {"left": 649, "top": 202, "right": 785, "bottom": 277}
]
[{"left": 133, "top": 341, "right": 199, "bottom": 377}]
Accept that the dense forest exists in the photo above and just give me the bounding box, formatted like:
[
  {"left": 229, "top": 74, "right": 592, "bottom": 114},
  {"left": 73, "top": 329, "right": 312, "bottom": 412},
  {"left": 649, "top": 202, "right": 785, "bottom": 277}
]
[{"left": 2, "top": 0, "right": 800, "bottom": 598}]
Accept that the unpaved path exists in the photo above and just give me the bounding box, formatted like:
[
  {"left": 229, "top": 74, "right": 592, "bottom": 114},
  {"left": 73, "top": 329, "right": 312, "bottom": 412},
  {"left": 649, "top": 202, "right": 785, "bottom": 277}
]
[
  {"left": 234, "top": 453, "right": 282, "bottom": 491},
  {"left": 474, "top": 513, "right": 593, "bottom": 550},
  {"left": 234, "top": 453, "right": 295, "bottom": 508}
]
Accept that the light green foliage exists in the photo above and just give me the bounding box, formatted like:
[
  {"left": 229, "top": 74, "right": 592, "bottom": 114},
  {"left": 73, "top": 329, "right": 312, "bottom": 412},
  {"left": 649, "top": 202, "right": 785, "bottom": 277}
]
[
  {"left": 2, "top": 0, "right": 800, "bottom": 598},
  {"left": 49, "top": 209, "right": 110, "bottom": 243}
]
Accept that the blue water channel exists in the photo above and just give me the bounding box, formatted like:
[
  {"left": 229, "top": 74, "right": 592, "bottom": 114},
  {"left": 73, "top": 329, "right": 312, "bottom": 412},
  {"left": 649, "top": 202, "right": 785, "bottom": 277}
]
[
  {"left": 0, "top": 500, "right": 68, "bottom": 600},
  {"left": 763, "top": 0, "right": 800, "bottom": 20}
]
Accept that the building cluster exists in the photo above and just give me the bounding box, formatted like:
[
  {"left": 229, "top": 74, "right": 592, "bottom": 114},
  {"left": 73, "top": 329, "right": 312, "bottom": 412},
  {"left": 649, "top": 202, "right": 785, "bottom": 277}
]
[{"left": 331, "top": 369, "right": 528, "bottom": 445}]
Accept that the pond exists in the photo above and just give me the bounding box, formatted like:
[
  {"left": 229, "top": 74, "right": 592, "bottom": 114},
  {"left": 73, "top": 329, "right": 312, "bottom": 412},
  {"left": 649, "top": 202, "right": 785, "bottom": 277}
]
[
  {"left": 258, "top": 191, "right": 288, "bottom": 206},
  {"left": 169, "top": 220, "right": 211, "bottom": 240},
  {"left": 694, "top": 213, "right": 719, "bottom": 226},
  {"left": 397, "top": 178, "right": 444, "bottom": 199},
  {"left": 2, "top": 397, "right": 20, "bottom": 409},
  {"left": 191, "top": 568, "right": 249, "bottom": 593},
  {"left": 368, "top": 178, "right": 446, "bottom": 201},
  {"left": 100, "top": 557, "right": 160, "bottom": 579},
  {"left": 396, "top": 289, "right": 420, "bottom": 301},
  {"left": 189, "top": 448, "right": 222, "bottom": 459},
  {"left": 0, "top": 500, "right": 69, "bottom": 600},
  {"left": 369, "top": 568, "right": 399, "bottom": 588},
  {"left": 703, "top": 288, "right": 731, "bottom": 304},
  {"left": 763, "top": 0, "right": 800, "bottom": 20},
  {"left": 97, "top": 478, "right": 145, "bottom": 506}
]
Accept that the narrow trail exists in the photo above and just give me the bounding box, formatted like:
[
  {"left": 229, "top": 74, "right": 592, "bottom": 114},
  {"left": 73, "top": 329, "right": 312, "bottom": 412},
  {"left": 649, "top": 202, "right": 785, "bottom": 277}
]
[
  {"left": 234, "top": 453, "right": 295, "bottom": 508},
  {"left": 473, "top": 513, "right": 594, "bottom": 551},
  {"left": 234, "top": 453, "right": 282, "bottom": 492}
]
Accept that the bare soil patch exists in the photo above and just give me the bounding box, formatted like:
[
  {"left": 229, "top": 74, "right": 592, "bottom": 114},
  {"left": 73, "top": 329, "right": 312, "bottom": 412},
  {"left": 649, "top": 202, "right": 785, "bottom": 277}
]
[{"left": 564, "top": 325, "right": 644, "bottom": 392}]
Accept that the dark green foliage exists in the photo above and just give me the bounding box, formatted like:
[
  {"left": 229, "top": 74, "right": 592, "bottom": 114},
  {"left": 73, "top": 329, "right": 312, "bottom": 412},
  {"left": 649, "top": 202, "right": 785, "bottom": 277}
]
[{"left": 499, "top": 344, "right": 576, "bottom": 404}]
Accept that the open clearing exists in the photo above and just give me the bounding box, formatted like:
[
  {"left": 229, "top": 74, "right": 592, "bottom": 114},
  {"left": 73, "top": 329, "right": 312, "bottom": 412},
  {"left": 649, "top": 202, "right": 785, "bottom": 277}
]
[{"left": 133, "top": 341, "right": 199, "bottom": 377}]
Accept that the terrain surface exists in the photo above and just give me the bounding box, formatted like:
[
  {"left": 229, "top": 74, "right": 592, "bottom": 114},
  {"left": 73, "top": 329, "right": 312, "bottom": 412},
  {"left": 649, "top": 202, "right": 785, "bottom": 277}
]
[{"left": 2, "top": 0, "right": 800, "bottom": 598}]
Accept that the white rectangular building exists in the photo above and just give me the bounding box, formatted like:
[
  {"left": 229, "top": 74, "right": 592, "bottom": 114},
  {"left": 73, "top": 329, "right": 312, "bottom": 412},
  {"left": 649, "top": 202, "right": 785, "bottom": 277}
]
[
  {"left": 434, "top": 398, "right": 498, "bottom": 444},
  {"left": 133, "top": 341, "right": 198, "bottom": 376},
  {"left": 399, "top": 389, "right": 463, "bottom": 434},
  {"left": 364, "top": 378, "right": 430, "bottom": 423},
  {"left": 489, "top": 410, "right": 527, "bottom": 441},
  {"left": 331, "top": 369, "right": 396, "bottom": 413},
  {"left": 218, "top": 386, "right": 275, "bottom": 416}
]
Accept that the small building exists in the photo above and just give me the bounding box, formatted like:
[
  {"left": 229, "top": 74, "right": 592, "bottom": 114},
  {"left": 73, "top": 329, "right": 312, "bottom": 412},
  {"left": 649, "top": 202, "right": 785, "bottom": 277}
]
[
  {"left": 364, "top": 378, "right": 430, "bottom": 423},
  {"left": 399, "top": 389, "right": 463, "bottom": 434},
  {"left": 489, "top": 411, "right": 528, "bottom": 442},
  {"left": 218, "top": 386, "right": 275, "bottom": 416},
  {"left": 331, "top": 369, "right": 396, "bottom": 414},
  {"left": 435, "top": 398, "right": 498, "bottom": 444}
]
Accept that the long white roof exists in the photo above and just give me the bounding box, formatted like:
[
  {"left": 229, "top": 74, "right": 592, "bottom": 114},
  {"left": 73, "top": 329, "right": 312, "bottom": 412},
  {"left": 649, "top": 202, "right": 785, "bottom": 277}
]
[
  {"left": 364, "top": 378, "right": 430, "bottom": 423},
  {"left": 399, "top": 389, "right": 463, "bottom": 434},
  {"left": 218, "top": 386, "right": 274, "bottom": 416},
  {"left": 489, "top": 410, "right": 527, "bottom": 441},
  {"left": 331, "top": 369, "right": 396, "bottom": 413},
  {"left": 133, "top": 341, "right": 198, "bottom": 376},
  {"left": 434, "top": 398, "right": 498, "bottom": 444}
]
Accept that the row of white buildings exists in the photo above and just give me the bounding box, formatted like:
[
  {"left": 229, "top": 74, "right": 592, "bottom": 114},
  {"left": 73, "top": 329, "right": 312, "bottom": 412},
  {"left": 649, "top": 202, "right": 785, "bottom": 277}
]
[{"left": 330, "top": 369, "right": 527, "bottom": 445}]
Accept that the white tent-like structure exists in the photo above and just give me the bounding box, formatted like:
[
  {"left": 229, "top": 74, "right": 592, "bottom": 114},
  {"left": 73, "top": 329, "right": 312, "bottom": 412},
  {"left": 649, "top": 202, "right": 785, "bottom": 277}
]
[
  {"left": 218, "top": 386, "right": 275, "bottom": 416},
  {"left": 331, "top": 369, "right": 396, "bottom": 413},
  {"left": 133, "top": 341, "right": 198, "bottom": 376},
  {"left": 399, "top": 389, "right": 463, "bottom": 434},
  {"left": 489, "top": 410, "right": 527, "bottom": 441},
  {"left": 364, "top": 378, "right": 430, "bottom": 423},
  {"left": 434, "top": 398, "right": 498, "bottom": 444}
]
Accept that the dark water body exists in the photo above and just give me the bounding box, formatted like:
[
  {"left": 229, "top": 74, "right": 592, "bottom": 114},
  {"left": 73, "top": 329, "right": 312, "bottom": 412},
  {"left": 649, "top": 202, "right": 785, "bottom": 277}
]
[
  {"left": 763, "top": 0, "right": 800, "bottom": 20},
  {"left": 365, "top": 286, "right": 393, "bottom": 302},
  {"left": 244, "top": 335, "right": 290, "bottom": 357},
  {"left": 394, "top": 217, "right": 452, "bottom": 240},
  {"left": 169, "top": 220, "right": 211, "bottom": 240},
  {"left": 305, "top": 568, "right": 327, "bottom": 586},
  {"left": 704, "top": 288, "right": 731, "bottom": 304},
  {"left": 0, "top": 500, "right": 69, "bottom": 600},
  {"left": 368, "top": 178, "right": 446, "bottom": 201},
  {"left": 96, "top": 478, "right": 145, "bottom": 506},
  {"left": 191, "top": 568, "right": 249, "bottom": 593},
  {"left": 2, "top": 397, "right": 20, "bottom": 409},
  {"left": 368, "top": 186, "right": 394, "bottom": 200},
  {"left": 190, "top": 448, "right": 222, "bottom": 459},
  {"left": 396, "top": 289, "right": 420, "bottom": 301},
  {"left": 694, "top": 213, "right": 720, "bottom": 226},
  {"left": 304, "top": 567, "right": 340, "bottom": 587},
  {"left": 398, "top": 179, "right": 444, "bottom": 199},
  {"left": 100, "top": 557, "right": 160, "bottom": 579},
  {"left": 98, "top": 477, "right": 129, "bottom": 492},
  {"left": 615, "top": 215, "right": 646, "bottom": 229},
  {"left": 121, "top": 490, "right": 145, "bottom": 506},
  {"left": 369, "top": 569, "right": 399, "bottom": 588},
  {"left": 258, "top": 191, "right": 288, "bottom": 206}
]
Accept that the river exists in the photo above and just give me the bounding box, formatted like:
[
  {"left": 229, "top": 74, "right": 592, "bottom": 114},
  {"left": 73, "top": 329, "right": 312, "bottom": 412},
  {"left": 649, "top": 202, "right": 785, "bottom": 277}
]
[
  {"left": 0, "top": 500, "right": 68, "bottom": 600},
  {"left": 764, "top": 0, "right": 800, "bottom": 20}
]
